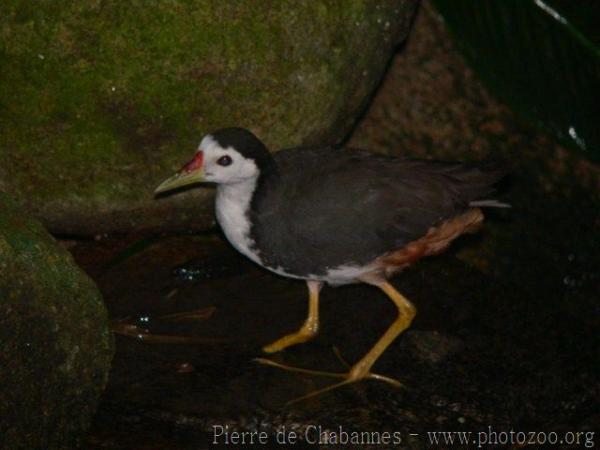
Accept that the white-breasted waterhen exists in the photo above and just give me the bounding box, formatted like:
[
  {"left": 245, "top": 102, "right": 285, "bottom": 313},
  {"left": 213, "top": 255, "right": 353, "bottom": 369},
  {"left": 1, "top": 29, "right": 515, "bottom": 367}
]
[{"left": 155, "top": 127, "right": 507, "bottom": 401}]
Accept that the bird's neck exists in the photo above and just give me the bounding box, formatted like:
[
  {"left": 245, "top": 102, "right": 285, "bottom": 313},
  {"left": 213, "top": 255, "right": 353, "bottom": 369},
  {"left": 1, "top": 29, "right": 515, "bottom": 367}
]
[{"left": 216, "top": 177, "right": 258, "bottom": 216}]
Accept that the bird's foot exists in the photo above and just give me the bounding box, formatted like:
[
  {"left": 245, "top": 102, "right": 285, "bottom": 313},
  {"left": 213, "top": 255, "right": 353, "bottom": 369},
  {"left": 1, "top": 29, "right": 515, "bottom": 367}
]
[
  {"left": 262, "top": 322, "right": 318, "bottom": 353},
  {"left": 254, "top": 357, "right": 403, "bottom": 404},
  {"left": 263, "top": 331, "right": 315, "bottom": 353}
]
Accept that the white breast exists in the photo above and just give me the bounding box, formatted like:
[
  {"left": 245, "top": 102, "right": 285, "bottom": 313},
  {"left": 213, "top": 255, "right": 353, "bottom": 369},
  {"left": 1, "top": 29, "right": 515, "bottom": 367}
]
[{"left": 215, "top": 179, "right": 262, "bottom": 265}]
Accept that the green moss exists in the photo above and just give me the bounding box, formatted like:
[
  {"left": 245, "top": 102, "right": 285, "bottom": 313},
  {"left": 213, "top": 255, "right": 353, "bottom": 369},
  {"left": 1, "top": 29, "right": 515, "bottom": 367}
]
[{"left": 0, "top": 0, "right": 418, "bottom": 233}]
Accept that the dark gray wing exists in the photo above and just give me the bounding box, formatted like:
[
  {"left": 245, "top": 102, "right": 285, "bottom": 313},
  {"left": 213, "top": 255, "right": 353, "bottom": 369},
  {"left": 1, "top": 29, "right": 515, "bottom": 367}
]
[{"left": 251, "top": 147, "right": 503, "bottom": 276}]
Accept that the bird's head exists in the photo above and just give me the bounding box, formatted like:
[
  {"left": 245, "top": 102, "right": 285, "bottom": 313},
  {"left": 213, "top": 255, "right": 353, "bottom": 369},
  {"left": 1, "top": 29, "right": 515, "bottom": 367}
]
[{"left": 155, "top": 127, "right": 273, "bottom": 194}]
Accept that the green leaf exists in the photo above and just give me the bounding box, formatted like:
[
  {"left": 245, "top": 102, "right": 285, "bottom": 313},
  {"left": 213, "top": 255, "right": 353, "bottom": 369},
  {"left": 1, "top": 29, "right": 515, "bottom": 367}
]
[{"left": 432, "top": 0, "right": 600, "bottom": 161}]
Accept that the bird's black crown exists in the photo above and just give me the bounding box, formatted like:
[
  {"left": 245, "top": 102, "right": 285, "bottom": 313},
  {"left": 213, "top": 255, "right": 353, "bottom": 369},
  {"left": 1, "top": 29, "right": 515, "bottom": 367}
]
[{"left": 211, "top": 127, "right": 274, "bottom": 171}]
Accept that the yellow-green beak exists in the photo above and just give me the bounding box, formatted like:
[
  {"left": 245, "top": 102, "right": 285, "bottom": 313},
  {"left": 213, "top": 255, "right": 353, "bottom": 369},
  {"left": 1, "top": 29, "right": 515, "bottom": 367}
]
[{"left": 154, "top": 152, "right": 205, "bottom": 194}]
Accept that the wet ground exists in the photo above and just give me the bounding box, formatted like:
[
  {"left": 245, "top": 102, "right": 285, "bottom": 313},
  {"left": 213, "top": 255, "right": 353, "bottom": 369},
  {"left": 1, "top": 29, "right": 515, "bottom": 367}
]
[{"left": 66, "top": 173, "right": 598, "bottom": 449}]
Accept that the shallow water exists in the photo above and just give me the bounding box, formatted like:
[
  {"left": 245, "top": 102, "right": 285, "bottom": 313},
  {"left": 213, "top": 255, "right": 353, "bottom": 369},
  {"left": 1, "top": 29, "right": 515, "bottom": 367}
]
[{"left": 70, "top": 175, "right": 598, "bottom": 449}]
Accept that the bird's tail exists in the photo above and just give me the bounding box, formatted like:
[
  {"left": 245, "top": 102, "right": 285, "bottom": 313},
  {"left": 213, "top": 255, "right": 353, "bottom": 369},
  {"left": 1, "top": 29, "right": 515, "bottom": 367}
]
[
  {"left": 469, "top": 199, "right": 511, "bottom": 208},
  {"left": 443, "top": 161, "right": 509, "bottom": 208}
]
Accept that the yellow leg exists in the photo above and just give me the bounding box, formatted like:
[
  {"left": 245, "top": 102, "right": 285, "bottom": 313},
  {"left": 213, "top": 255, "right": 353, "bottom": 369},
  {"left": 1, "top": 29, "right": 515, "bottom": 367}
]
[
  {"left": 256, "top": 279, "right": 416, "bottom": 403},
  {"left": 263, "top": 280, "right": 323, "bottom": 353},
  {"left": 346, "top": 280, "right": 416, "bottom": 380}
]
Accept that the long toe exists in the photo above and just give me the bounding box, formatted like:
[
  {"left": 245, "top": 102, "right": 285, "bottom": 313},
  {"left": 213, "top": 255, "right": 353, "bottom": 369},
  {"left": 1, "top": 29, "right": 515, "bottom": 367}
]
[
  {"left": 254, "top": 357, "right": 346, "bottom": 378},
  {"left": 255, "top": 357, "right": 404, "bottom": 403},
  {"left": 286, "top": 370, "right": 403, "bottom": 404},
  {"left": 347, "top": 363, "right": 405, "bottom": 388}
]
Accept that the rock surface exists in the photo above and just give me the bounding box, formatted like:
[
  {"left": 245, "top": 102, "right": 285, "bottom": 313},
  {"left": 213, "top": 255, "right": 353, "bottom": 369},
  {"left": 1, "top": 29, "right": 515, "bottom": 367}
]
[
  {"left": 0, "top": 0, "right": 418, "bottom": 234},
  {"left": 0, "top": 193, "right": 113, "bottom": 450},
  {"left": 348, "top": 2, "right": 598, "bottom": 192}
]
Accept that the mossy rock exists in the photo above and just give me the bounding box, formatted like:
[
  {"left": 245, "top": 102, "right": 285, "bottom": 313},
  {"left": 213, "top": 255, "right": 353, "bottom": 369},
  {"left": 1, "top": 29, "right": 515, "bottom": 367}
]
[
  {"left": 0, "top": 193, "right": 113, "bottom": 450},
  {"left": 0, "top": 0, "right": 418, "bottom": 234}
]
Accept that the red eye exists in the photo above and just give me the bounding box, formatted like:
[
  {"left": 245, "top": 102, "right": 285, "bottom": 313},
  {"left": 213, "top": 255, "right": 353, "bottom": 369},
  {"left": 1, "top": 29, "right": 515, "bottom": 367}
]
[{"left": 217, "top": 155, "right": 233, "bottom": 167}]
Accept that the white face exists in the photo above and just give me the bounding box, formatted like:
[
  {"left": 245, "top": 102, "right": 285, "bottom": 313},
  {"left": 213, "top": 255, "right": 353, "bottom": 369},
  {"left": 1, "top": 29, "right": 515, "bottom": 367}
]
[{"left": 199, "top": 134, "right": 259, "bottom": 185}]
